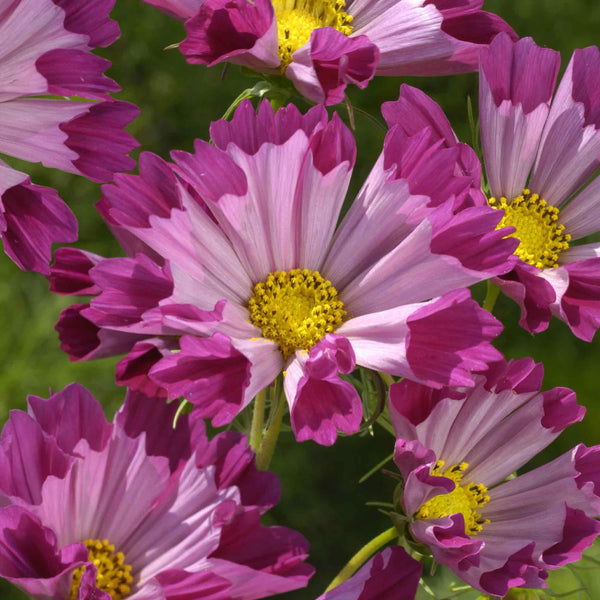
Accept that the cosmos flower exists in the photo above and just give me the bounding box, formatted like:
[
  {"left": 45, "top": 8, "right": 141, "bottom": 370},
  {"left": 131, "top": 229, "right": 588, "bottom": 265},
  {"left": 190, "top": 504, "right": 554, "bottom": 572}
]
[
  {"left": 0, "top": 0, "right": 139, "bottom": 273},
  {"left": 479, "top": 34, "right": 600, "bottom": 340},
  {"left": 317, "top": 547, "right": 421, "bottom": 600},
  {"left": 389, "top": 357, "right": 600, "bottom": 597},
  {"left": 0, "top": 383, "right": 313, "bottom": 599},
  {"left": 143, "top": 0, "right": 516, "bottom": 105},
  {"left": 385, "top": 34, "right": 600, "bottom": 341},
  {"left": 51, "top": 99, "right": 517, "bottom": 446}
]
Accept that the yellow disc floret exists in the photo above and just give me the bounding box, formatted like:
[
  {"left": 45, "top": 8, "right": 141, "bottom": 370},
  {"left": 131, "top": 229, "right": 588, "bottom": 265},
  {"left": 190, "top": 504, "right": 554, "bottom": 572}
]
[
  {"left": 272, "top": 0, "right": 354, "bottom": 70},
  {"left": 70, "top": 539, "right": 134, "bottom": 600},
  {"left": 415, "top": 460, "right": 490, "bottom": 536},
  {"left": 248, "top": 268, "right": 346, "bottom": 359},
  {"left": 489, "top": 189, "right": 571, "bottom": 269}
]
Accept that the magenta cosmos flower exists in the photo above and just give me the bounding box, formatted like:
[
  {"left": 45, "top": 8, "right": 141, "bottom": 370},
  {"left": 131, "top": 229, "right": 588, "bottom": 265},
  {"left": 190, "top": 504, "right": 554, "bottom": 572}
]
[
  {"left": 389, "top": 357, "right": 600, "bottom": 597},
  {"left": 0, "top": 383, "right": 313, "bottom": 599},
  {"left": 143, "top": 0, "right": 516, "bottom": 105},
  {"left": 318, "top": 547, "right": 421, "bottom": 600},
  {"left": 0, "top": 0, "right": 139, "bottom": 273},
  {"left": 51, "top": 99, "right": 518, "bottom": 446},
  {"left": 385, "top": 34, "right": 600, "bottom": 341}
]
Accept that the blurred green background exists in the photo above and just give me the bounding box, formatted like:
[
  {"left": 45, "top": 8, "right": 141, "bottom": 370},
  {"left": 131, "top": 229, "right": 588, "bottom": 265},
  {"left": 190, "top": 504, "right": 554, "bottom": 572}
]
[{"left": 1, "top": 0, "right": 600, "bottom": 598}]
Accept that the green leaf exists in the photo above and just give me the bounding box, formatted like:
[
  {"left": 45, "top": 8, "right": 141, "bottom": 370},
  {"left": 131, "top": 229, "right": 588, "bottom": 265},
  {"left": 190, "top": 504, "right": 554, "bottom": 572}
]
[
  {"left": 545, "top": 537, "right": 600, "bottom": 599},
  {"left": 416, "top": 561, "right": 480, "bottom": 600}
]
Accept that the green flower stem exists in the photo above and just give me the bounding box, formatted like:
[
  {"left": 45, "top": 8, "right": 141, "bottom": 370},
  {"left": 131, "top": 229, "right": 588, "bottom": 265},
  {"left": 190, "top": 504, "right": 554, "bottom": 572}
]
[
  {"left": 172, "top": 399, "right": 191, "bottom": 428},
  {"left": 324, "top": 526, "right": 399, "bottom": 592},
  {"left": 378, "top": 372, "right": 394, "bottom": 387},
  {"left": 358, "top": 451, "right": 395, "bottom": 484},
  {"left": 221, "top": 80, "right": 273, "bottom": 120},
  {"left": 255, "top": 392, "right": 286, "bottom": 471},
  {"left": 483, "top": 280, "right": 500, "bottom": 313},
  {"left": 249, "top": 389, "right": 266, "bottom": 452}
]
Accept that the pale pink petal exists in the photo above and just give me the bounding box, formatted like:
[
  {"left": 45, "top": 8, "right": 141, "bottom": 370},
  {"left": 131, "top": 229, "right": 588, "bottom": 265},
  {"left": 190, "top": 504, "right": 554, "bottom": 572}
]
[
  {"left": 201, "top": 131, "right": 318, "bottom": 280},
  {"left": 531, "top": 47, "right": 600, "bottom": 206},
  {"left": 141, "top": 0, "right": 202, "bottom": 20},
  {"left": 0, "top": 0, "right": 89, "bottom": 101},
  {"left": 323, "top": 129, "right": 435, "bottom": 288},
  {"left": 558, "top": 174, "right": 600, "bottom": 239},
  {"left": 479, "top": 35, "right": 559, "bottom": 200},
  {"left": 124, "top": 461, "right": 238, "bottom": 580},
  {"left": 464, "top": 386, "right": 583, "bottom": 485},
  {"left": 336, "top": 303, "right": 415, "bottom": 378},
  {"left": 154, "top": 570, "right": 232, "bottom": 600},
  {"left": 0, "top": 98, "right": 138, "bottom": 182},
  {"left": 350, "top": 0, "right": 451, "bottom": 74},
  {"left": 37, "top": 431, "right": 171, "bottom": 550},
  {"left": 350, "top": 0, "right": 515, "bottom": 76},
  {"left": 339, "top": 204, "right": 515, "bottom": 315}
]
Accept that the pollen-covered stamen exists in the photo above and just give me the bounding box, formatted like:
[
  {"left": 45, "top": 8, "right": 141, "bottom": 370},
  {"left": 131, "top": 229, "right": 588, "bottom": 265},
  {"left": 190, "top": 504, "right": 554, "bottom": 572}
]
[
  {"left": 415, "top": 460, "right": 490, "bottom": 536},
  {"left": 489, "top": 189, "right": 571, "bottom": 269},
  {"left": 272, "top": 0, "right": 354, "bottom": 71},
  {"left": 248, "top": 268, "right": 346, "bottom": 359},
  {"left": 70, "top": 539, "right": 134, "bottom": 600}
]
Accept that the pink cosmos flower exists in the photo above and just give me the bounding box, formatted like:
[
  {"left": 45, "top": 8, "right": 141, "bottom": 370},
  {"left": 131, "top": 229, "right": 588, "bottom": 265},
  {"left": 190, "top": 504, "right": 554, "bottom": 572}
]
[
  {"left": 143, "top": 0, "right": 516, "bottom": 105},
  {"left": 385, "top": 35, "right": 600, "bottom": 341},
  {"left": 317, "top": 547, "right": 421, "bottom": 600},
  {"left": 389, "top": 358, "right": 600, "bottom": 597},
  {"left": 0, "top": 383, "right": 313, "bottom": 599},
  {"left": 0, "top": 0, "right": 139, "bottom": 273},
  {"left": 51, "top": 99, "right": 518, "bottom": 446},
  {"left": 479, "top": 34, "right": 600, "bottom": 340}
]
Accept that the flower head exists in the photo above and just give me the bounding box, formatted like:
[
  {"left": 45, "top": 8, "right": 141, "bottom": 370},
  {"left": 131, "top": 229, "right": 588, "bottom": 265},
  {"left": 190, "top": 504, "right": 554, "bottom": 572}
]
[
  {"left": 478, "top": 34, "right": 600, "bottom": 340},
  {"left": 385, "top": 35, "right": 600, "bottom": 341},
  {"left": 144, "top": 0, "right": 516, "bottom": 105},
  {"left": 0, "top": 0, "right": 139, "bottom": 273},
  {"left": 0, "top": 383, "right": 313, "bottom": 599},
  {"left": 53, "top": 99, "right": 517, "bottom": 445},
  {"left": 389, "top": 358, "right": 600, "bottom": 597}
]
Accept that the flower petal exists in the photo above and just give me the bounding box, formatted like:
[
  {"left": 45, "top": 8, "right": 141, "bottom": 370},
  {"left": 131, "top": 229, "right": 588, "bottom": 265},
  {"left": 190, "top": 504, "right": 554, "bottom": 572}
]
[
  {"left": 286, "top": 29, "right": 379, "bottom": 105},
  {"left": 180, "top": 0, "right": 278, "bottom": 70}
]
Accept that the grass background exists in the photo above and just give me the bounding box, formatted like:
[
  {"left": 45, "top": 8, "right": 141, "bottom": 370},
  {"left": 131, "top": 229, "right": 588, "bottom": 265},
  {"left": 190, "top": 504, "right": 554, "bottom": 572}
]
[{"left": 1, "top": 0, "right": 600, "bottom": 598}]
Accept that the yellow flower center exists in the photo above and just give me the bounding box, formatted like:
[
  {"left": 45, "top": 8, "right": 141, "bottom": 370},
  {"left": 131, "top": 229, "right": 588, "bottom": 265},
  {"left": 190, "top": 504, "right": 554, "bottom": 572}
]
[
  {"left": 415, "top": 461, "right": 490, "bottom": 535},
  {"left": 489, "top": 189, "right": 571, "bottom": 269},
  {"left": 271, "top": 0, "right": 354, "bottom": 71},
  {"left": 70, "top": 539, "right": 133, "bottom": 600},
  {"left": 248, "top": 268, "right": 346, "bottom": 359}
]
